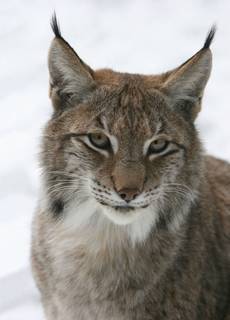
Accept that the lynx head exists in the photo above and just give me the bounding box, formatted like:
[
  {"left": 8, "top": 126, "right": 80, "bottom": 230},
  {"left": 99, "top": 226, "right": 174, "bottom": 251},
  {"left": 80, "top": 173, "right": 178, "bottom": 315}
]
[{"left": 42, "top": 15, "right": 215, "bottom": 241}]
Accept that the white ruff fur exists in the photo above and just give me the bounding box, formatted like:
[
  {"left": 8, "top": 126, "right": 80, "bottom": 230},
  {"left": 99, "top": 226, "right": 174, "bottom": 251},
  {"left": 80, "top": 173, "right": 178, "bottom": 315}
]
[{"left": 62, "top": 198, "right": 158, "bottom": 246}]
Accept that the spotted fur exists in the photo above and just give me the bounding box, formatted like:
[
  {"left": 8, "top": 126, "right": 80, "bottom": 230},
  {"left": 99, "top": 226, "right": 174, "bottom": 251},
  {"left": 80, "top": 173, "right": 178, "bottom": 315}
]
[{"left": 31, "top": 19, "right": 230, "bottom": 320}]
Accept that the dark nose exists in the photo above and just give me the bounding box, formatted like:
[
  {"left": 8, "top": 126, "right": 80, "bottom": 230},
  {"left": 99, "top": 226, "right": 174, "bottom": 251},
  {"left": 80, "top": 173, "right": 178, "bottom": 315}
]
[{"left": 118, "top": 188, "right": 140, "bottom": 202}]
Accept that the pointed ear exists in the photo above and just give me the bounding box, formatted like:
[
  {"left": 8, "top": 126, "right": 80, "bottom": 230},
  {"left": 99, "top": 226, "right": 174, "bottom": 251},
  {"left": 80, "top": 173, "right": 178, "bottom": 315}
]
[
  {"left": 48, "top": 15, "right": 96, "bottom": 110},
  {"left": 161, "top": 27, "right": 216, "bottom": 121}
]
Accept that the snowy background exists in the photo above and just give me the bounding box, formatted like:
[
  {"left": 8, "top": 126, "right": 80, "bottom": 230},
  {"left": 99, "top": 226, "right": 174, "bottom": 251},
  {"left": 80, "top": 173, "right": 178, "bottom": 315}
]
[{"left": 0, "top": 0, "right": 230, "bottom": 318}]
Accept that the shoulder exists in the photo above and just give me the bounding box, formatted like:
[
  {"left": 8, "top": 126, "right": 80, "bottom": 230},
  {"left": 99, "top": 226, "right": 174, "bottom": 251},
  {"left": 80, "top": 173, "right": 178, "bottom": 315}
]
[
  {"left": 205, "top": 155, "right": 230, "bottom": 186},
  {"left": 204, "top": 155, "right": 230, "bottom": 230}
]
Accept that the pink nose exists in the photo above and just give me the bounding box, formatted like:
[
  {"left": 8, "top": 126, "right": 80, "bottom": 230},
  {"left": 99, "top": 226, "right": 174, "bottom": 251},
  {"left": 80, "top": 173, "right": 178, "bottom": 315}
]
[{"left": 118, "top": 188, "right": 140, "bottom": 202}]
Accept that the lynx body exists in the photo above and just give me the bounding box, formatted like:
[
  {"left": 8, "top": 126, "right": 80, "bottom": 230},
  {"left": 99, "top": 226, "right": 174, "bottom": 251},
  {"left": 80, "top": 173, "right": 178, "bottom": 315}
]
[{"left": 31, "top": 18, "right": 230, "bottom": 319}]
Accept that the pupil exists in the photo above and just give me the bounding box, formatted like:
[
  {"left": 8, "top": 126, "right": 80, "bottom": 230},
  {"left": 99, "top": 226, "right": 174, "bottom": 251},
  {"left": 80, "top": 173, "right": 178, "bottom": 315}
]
[{"left": 97, "top": 135, "right": 102, "bottom": 141}]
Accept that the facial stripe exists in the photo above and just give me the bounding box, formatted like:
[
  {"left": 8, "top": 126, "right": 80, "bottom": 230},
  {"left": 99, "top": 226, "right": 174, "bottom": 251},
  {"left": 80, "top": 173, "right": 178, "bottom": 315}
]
[{"left": 100, "top": 116, "right": 119, "bottom": 153}]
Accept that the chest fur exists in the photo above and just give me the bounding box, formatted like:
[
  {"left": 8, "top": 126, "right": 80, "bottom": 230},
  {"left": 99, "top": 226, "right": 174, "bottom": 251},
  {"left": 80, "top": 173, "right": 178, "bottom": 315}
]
[{"left": 40, "top": 214, "right": 184, "bottom": 319}]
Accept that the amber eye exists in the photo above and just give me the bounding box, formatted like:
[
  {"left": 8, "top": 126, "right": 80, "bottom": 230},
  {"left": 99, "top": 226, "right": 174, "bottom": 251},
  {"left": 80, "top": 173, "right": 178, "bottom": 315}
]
[
  {"left": 88, "top": 132, "right": 111, "bottom": 150},
  {"left": 148, "top": 139, "right": 168, "bottom": 154}
]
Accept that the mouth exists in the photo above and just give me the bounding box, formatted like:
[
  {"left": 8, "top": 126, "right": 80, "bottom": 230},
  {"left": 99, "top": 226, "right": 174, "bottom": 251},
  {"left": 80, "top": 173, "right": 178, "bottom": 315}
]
[
  {"left": 97, "top": 200, "right": 149, "bottom": 212},
  {"left": 113, "top": 206, "right": 135, "bottom": 213},
  {"left": 99, "top": 202, "right": 151, "bottom": 225}
]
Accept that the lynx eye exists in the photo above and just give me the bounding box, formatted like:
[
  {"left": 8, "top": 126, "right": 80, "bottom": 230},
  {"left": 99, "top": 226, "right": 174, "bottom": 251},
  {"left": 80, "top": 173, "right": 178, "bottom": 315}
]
[
  {"left": 148, "top": 139, "right": 169, "bottom": 154},
  {"left": 88, "top": 132, "right": 111, "bottom": 150}
]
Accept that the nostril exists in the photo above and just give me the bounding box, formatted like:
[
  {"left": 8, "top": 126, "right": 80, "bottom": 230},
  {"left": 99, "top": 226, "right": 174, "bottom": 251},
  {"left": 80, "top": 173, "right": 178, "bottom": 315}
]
[
  {"left": 132, "top": 193, "right": 138, "bottom": 200},
  {"left": 118, "top": 189, "right": 140, "bottom": 202}
]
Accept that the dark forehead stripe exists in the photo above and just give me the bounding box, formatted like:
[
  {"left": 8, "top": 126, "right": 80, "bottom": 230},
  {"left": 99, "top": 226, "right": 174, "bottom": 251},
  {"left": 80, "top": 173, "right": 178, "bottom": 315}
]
[
  {"left": 119, "top": 83, "right": 144, "bottom": 108},
  {"left": 91, "top": 82, "right": 170, "bottom": 137},
  {"left": 117, "top": 83, "right": 153, "bottom": 133}
]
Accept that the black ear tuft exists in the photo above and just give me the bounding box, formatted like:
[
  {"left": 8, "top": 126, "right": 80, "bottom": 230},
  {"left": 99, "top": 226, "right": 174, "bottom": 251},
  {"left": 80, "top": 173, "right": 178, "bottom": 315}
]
[
  {"left": 203, "top": 25, "right": 216, "bottom": 49},
  {"left": 51, "top": 12, "right": 61, "bottom": 38}
]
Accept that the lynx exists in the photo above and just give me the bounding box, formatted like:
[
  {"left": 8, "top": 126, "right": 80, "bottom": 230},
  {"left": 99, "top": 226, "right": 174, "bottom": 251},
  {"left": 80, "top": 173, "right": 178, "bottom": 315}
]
[{"left": 31, "top": 15, "right": 230, "bottom": 320}]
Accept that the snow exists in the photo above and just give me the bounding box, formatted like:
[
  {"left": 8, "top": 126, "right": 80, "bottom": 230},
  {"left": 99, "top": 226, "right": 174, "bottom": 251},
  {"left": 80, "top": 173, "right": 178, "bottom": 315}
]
[{"left": 0, "top": 0, "right": 230, "bottom": 318}]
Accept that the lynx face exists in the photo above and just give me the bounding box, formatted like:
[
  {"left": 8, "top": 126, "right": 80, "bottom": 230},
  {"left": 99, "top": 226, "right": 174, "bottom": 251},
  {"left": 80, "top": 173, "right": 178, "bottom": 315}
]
[{"left": 42, "top": 17, "right": 214, "bottom": 236}]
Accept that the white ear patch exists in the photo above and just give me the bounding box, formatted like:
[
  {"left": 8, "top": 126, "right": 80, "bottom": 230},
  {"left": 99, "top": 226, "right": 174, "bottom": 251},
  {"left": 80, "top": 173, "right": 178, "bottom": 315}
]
[{"left": 48, "top": 38, "right": 94, "bottom": 99}]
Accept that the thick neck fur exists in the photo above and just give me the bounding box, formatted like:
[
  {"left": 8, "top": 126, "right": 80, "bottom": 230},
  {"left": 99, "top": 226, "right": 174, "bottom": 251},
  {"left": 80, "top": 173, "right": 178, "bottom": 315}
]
[
  {"left": 33, "top": 161, "right": 230, "bottom": 320},
  {"left": 39, "top": 181, "right": 196, "bottom": 280}
]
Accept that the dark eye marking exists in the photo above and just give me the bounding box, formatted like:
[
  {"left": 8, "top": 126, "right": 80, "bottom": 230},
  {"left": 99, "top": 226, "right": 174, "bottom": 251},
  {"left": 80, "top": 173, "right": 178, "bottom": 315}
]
[
  {"left": 147, "top": 138, "right": 186, "bottom": 159},
  {"left": 159, "top": 141, "right": 187, "bottom": 159},
  {"left": 173, "top": 142, "right": 186, "bottom": 152},
  {"left": 67, "top": 135, "right": 103, "bottom": 155},
  {"left": 148, "top": 139, "right": 169, "bottom": 155},
  {"left": 160, "top": 149, "right": 180, "bottom": 158},
  {"left": 63, "top": 132, "right": 112, "bottom": 153},
  {"left": 62, "top": 133, "right": 87, "bottom": 141}
]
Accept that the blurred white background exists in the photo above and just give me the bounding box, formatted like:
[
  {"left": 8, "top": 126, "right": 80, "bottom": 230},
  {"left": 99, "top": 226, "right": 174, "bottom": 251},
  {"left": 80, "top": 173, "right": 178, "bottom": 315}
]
[{"left": 0, "top": 0, "right": 230, "bottom": 318}]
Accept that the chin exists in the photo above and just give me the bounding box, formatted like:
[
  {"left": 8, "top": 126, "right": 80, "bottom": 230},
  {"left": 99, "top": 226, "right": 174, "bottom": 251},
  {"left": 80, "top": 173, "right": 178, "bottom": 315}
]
[{"left": 101, "top": 205, "right": 149, "bottom": 226}]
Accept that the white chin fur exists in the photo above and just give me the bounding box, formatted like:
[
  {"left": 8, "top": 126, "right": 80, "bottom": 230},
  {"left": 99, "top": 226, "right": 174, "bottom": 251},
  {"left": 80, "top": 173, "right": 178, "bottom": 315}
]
[
  {"left": 101, "top": 206, "right": 145, "bottom": 225},
  {"left": 101, "top": 205, "right": 158, "bottom": 244},
  {"left": 61, "top": 198, "right": 158, "bottom": 245}
]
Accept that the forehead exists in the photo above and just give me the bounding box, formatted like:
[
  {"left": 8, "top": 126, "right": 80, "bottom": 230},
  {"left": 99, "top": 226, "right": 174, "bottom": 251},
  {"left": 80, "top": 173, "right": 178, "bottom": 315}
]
[{"left": 90, "top": 83, "right": 170, "bottom": 139}]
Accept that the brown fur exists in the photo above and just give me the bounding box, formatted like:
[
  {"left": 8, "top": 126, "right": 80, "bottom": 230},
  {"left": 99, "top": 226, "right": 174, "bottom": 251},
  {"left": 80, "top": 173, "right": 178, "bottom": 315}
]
[{"left": 31, "top": 21, "right": 230, "bottom": 319}]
